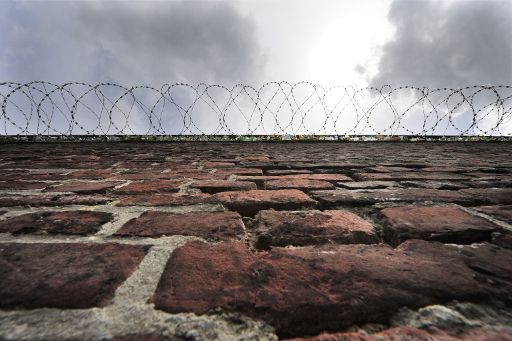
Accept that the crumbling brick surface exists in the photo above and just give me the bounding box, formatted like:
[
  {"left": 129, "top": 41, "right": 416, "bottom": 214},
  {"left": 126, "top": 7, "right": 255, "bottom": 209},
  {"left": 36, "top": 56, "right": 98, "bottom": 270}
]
[{"left": 1, "top": 142, "right": 512, "bottom": 340}]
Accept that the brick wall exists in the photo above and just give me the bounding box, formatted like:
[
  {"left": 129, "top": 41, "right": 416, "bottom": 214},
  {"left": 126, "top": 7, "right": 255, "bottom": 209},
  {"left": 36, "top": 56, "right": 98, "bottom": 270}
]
[{"left": 1, "top": 142, "right": 511, "bottom": 340}]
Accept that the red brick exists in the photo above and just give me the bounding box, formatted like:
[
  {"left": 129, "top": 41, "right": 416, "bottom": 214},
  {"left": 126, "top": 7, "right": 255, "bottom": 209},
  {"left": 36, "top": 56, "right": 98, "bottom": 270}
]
[
  {"left": 311, "top": 188, "right": 477, "bottom": 206},
  {"left": 254, "top": 210, "right": 378, "bottom": 248},
  {"left": 114, "top": 210, "right": 244, "bottom": 240},
  {"left": 353, "top": 172, "right": 470, "bottom": 181},
  {"left": 0, "top": 243, "right": 147, "bottom": 309},
  {"left": 0, "top": 210, "right": 112, "bottom": 235},
  {"left": 214, "top": 189, "right": 316, "bottom": 216},
  {"left": 337, "top": 181, "right": 399, "bottom": 189},
  {"left": 45, "top": 181, "right": 122, "bottom": 194},
  {"left": 380, "top": 206, "right": 503, "bottom": 246},
  {"left": 474, "top": 205, "right": 512, "bottom": 224},
  {"left": 113, "top": 180, "right": 184, "bottom": 194},
  {"left": 191, "top": 180, "right": 257, "bottom": 194},
  {"left": 151, "top": 240, "right": 512, "bottom": 337},
  {"left": 0, "top": 194, "right": 110, "bottom": 207},
  {"left": 264, "top": 179, "right": 335, "bottom": 191},
  {"left": 116, "top": 192, "right": 214, "bottom": 206},
  {"left": 0, "top": 181, "right": 49, "bottom": 190}
]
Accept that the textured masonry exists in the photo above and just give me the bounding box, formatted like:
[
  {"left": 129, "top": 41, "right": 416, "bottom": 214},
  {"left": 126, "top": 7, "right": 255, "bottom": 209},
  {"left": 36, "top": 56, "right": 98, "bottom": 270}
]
[{"left": 1, "top": 142, "right": 512, "bottom": 341}]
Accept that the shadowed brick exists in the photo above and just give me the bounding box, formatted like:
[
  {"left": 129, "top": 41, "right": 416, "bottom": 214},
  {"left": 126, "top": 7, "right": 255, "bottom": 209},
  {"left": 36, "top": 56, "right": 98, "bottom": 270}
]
[
  {"left": 214, "top": 189, "right": 316, "bottom": 216},
  {"left": 114, "top": 210, "right": 244, "bottom": 240},
  {"left": 151, "top": 240, "right": 512, "bottom": 338},
  {"left": 264, "top": 179, "right": 335, "bottom": 191},
  {"left": 191, "top": 180, "right": 257, "bottom": 194},
  {"left": 254, "top": 209, "right": 378, "bottom": 249},
  {"left": 0, "top": 243, "right": 148, "bottom": 309},
  {"left": 45, "top": 181, "right": 123, "bottom": 194},
  {"left": 380, "top": 206, "right": 503, "bottom": 246},
  {"left": 474, "top": 205, "right": 512, "bottom": 224},
  {"left": 116, "top": 192, "right": 214, "bottom": 206},
  {"left": 0, "top": 210, "right": 113, "bottom": 235},
  {"left": 114, "top": 180, "right": 184, "bottom": 194}
]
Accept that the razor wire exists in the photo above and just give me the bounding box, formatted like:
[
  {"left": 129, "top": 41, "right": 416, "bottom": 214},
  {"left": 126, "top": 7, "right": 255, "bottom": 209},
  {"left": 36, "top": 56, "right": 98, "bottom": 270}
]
[{"left": 1, "top": 81, "right": 511, "bottom": 136}]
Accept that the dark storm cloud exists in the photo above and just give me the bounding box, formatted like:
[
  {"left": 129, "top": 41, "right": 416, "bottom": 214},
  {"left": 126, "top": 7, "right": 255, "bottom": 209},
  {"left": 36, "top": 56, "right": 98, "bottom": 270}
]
[
  {"left": 0, "top": 1, "right": 265, "bottom": 85},
  {"left": 370, "top": 0, "right": 512, "bottom": 88}
]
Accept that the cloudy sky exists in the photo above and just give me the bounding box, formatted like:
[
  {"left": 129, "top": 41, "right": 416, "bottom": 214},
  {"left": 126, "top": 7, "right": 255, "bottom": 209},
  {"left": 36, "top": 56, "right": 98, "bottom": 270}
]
[
  {"left": 0, "top": 0, "right": 511, "bottom": 136},
  {"left": 1, "top": 0, "right": 511, "bottom": 88}
]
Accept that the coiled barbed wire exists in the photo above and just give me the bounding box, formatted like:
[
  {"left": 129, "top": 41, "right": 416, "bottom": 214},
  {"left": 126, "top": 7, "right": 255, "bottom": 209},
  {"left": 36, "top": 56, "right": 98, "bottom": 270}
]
[{"left": 1, "top": 81, "right": 511, "bottom": 136}]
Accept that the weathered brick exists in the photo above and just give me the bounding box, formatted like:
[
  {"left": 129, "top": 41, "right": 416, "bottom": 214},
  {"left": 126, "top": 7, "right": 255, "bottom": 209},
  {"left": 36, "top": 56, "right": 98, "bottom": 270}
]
[
  {"left": 191, "top": 180, "right": 257, "bottom": 194},
  {"left": 240, "top": 155, "right": 271, "bottom": 161},
  {"left": 65, "top": 169, "right": 115, "bottom": 179},
  {"left": 116, "top": 192, "right": 213, "bottom": 206},
  {"left": 0, "top": 194, "right": 110, "bottom": 207},
  {"left": 151, "top": 240, "right": 512, "bottom": 337},
  {"left": 264, "top": 179, "right": 335, "bottom": 191},
  {"left": 311, "top": 188, "right": 477, "bottom": 206},
  {"left": 353, "top": 172, "right": 470, "bottom": 181},
  {"left": 45, "top": 181, "right": 122, "bottom": 194},
  {"left": 254, "top": 210, "right": 378, "bottom": 248},
  {"left": 237, "top": 174, "right": 351, "bottom": 187},
  {"left": 213, "top": 168, "right": 263, "bottom": 177},
  {"left": 474, "top": 205, "right": 512, "bottom": 224},
  {"left": 460, "top": 188, "right": 512, "bottom": 204},
  {"left": 337, "top": 181, "right": 399, "bottom": 189},
  {"left": 114, "top": 210, "right": 243, "bottom": 240},
  {"left": 214, "top": 189, "right": 316, "bottom": 216},
  {"left": 284, "top": 174, "right": 352, "bottom": 182},
  {"left": 380, "top": 206, "right": 503, "bottom": 246},
  {"left": 0, "top": 210, "right": 112, "bottom": 235},
  {"left": 285, "top": 327, "right": 512, "bottom": 341},
  {"left": 399, "top": 180, "right": 468, "bottom": 190},
  {"left": 266, "top": 169, "right": 312, "bottom": 175},
  {"left": 113, "top": 180, "right": 184, "bottom": 194},
  {"left": 0, "top": 243, "right": 147, "bottom": 309},
  {"left": 492, "top": 232, "right": 512, "bottom": 249},
  {"left": 204, "top": 161, "right": 236, "bottom": 168}
]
